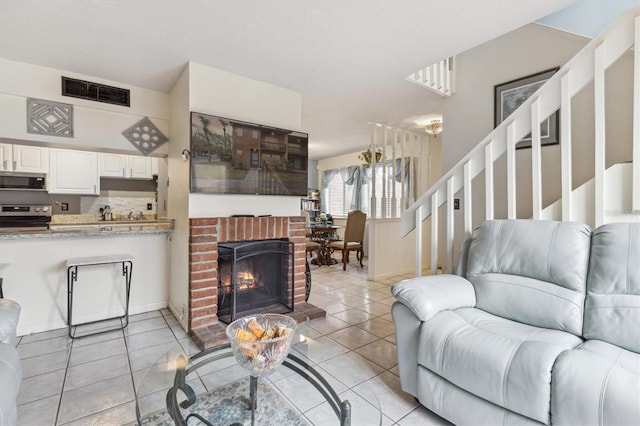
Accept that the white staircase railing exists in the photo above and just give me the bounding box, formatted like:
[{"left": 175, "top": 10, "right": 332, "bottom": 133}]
[
  {"left": 406, "top": 57, "right": 455, "bottom": 97},
  {"left": 368, "top": 124, "right": 433, "bottom": 219},
  {"left": 401, "top": 7, "right": 640, "bottom": 276}
]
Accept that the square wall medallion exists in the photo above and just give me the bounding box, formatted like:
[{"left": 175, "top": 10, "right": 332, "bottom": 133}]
[
  {"left": 27, "top": 98, "right": 74, "bottom": 137},
  {"left": 121, "top": 117, "right": 168, "bottom": 155}
]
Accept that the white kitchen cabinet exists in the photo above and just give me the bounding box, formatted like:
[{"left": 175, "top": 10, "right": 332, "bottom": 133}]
[
  {"left": 99, "top": 153, "right": 152, "bottom": 179},
  {"left": 0, "top": 143, "right": 49, "bottom": 173},
  {"left": 151, "top": 157, "right": 159, "bottom": 176},
  {"left": 14, "top": 145, "right": 49, "bottom": 173},
  {"left": 98, "top": 153, "right": 128, "bottom": 178},
  {"left": 0, "top": 143, "right": 12, "bottom": 172},
  {"left": 128, "top": 155, "right": 153, "bottom": 179},
  {"left": 49, "top": 148, "right": 99, "bottom": 194}
]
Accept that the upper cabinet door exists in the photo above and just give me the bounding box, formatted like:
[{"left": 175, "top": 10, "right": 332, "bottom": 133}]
[
  {"left": 128, "top": 156, "right": 153, "bottom": 179},
  {"left": 99, "top": 153, "right": 128, "bottom": 177},
  {"left": 13, "top": 145, "right": 49, "bottom": 173},
  {"left": 151, "top": 157, "right": 159, "bottom": 176},
  {"left": 99, "top": 153, "right": 152, "bottom": 179},
  {"left": 0, "top": 143, "right": 12, "bottom": 172},
  {"left": 49, "top": 149, "right": 99, "bottom": 195}
]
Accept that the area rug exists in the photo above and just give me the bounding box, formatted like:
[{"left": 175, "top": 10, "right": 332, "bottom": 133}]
[{"left": 137, "top": 377, "right": 311, "bottom": 426}]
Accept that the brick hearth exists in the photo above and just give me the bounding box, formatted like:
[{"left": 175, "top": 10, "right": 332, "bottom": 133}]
[{"left": 188, "top": 215, "right": 326, "bottom": 349}]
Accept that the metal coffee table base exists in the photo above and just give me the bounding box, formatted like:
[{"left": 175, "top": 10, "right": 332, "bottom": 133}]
[{"left": 165, "top": 343, "right": 351, "bottom": 426}]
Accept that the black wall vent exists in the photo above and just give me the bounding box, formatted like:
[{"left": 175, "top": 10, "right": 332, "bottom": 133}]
[{"left": 61, "top": 76, "right": 130, "bottom": 107}]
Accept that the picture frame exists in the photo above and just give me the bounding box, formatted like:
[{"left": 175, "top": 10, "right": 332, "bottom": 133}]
[{"left": 494, "top": 67, "right": 560, "bottom": 149}]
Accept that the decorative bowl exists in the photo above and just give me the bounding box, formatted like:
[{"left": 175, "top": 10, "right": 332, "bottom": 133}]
[{"left": 226, "top": 313, "right": 297, "bottom": 377}]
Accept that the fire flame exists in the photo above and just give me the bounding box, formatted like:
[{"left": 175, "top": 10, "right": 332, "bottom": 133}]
[
  {"left": 237, "top": 270, "right": 257, "bottom": 291},
  {"left": 239, "top": 271, "right": 254, "bottom": 281},
  {"left": 219, "top": 270, "right": 258, "bottom": 293}
]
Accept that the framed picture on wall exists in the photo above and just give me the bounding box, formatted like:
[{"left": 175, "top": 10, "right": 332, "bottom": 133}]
[{"left": 494, "top": 67, "right": 560, "bottom": 149}]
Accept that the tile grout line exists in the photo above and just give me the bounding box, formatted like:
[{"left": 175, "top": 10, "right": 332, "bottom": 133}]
[
  {"left": 122, "top": 317, "right": 139, "bottom": 422},
  {"left": 53, "top": 327, "right": 84, "bottom": 426}
]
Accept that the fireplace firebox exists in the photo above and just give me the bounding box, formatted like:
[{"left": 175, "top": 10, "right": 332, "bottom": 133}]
[{"left": 217, "top": 239, "right": 294, "bottom": 324}]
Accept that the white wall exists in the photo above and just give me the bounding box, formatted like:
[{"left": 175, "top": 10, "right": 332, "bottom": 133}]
[
  {"left": 368, "top": 218, "right": 426, "bottom": 279},
  {"left": 168, "top": 65, "right": 191, "bottom": 329},
  {"left": 0, "top": 58, "right": 170, "bottom": 155},
  {"left": 307, "top": 159, "right": 319, "bottom": 189},
  {"left": 189, "top": 194, "right": 301, "bottom": 217},
  {"left": 189, "top": 63, "right": 301, "bottom": 131}
]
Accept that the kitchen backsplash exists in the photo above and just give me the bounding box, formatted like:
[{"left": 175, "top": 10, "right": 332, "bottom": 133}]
[{"left": 81, "top": 190, "right": 156, "bottom": 217}]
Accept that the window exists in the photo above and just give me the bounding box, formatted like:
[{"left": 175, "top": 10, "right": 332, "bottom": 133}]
[
  {"left": 323, "top": 159, "right": 412, "bottom": 219},
  {"left": 324, "top": 166, "right": 368, "bottom": 218},
  {"left": 325, "top": 172, "right": 354, "bottom": 217}
]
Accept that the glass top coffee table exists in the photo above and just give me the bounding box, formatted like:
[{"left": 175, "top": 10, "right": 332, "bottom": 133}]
[{"left": 135, "top": 336, "right": 381, "bottom": 425}]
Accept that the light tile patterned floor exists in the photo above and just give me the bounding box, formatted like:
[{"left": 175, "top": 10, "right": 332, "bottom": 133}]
[{"left": 14, "top": 259, "right": 450, "bottom": 425}]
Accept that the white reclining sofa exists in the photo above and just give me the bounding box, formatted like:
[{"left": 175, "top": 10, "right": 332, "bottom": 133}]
[{"left": 391, "top": 220, "right": 639, "bottom": 425}]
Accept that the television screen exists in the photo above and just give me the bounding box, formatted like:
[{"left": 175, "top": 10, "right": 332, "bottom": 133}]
[{"left": 189, "top": 112, "right": 309, "bottom": 196}]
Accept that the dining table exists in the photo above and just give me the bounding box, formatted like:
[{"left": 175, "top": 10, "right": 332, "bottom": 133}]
[{"left": 308, "top": 223, "right": 344, "bottom": 266}]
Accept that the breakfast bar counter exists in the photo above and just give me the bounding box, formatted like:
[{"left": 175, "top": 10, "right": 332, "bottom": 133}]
[
  {"left": 0, "top": 220, "right": 173, "bottom": 336},
  {"left": 0, "top": 220, "right": 173, "bottom": 240}
]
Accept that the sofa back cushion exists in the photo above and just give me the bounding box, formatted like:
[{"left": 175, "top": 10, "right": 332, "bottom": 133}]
[
  {"left": 584, "top": 223, "right": 640, "bottom": 352},
  {"left": 465, "top": 220, "right": 591, "bottom": 335}
]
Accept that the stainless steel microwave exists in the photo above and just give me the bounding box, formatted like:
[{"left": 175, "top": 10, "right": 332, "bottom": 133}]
[{"left": 0, "top": 172, "right": 47, "bottom": 191}]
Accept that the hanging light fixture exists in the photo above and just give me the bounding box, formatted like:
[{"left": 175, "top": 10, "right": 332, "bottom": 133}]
[{"left": 424, "top": 119, "right": 443, "bottom": 136}]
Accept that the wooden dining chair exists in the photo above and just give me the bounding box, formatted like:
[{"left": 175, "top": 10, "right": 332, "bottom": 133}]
[{"left": 328, "top": 210, "right": 366, "bottom": 270}]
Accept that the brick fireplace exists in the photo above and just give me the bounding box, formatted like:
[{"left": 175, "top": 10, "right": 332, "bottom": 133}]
[{"left": 188, "top": 215, "right": 325, "bottom": 349}]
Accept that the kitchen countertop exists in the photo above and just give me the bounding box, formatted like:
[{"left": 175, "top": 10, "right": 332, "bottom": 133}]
[{"left": 0, "top": 220, "right": 174, "bottom": 240}]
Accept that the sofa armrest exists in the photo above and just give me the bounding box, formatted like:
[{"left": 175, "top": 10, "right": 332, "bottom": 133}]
[
  {"left": 0, "top": 299, "right": 20, "bottom": 346},
  {"left": 391, "top": 274, "right": 476, "bottom": 321},
  {"left": 0, "top": 342, "right": 22, "bottom": 425}
]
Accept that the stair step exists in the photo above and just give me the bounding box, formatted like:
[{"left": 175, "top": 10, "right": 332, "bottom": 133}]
[{"left": 604, "top": 213, "right": 640, "bottom": 223}]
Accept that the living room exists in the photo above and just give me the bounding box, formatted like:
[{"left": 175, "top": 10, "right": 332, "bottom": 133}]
[{"left": 1, "top": 1, "right": 639, "bottom": 425}]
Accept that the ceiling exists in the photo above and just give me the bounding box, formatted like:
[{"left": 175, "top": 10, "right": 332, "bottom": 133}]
[{"left": 0, "top": 0, "right": 577, "bottom": 160}]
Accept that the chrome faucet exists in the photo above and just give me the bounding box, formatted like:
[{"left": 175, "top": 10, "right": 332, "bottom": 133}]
[{"left": 128, "top": 211, "right": 144, "bottom": 221}]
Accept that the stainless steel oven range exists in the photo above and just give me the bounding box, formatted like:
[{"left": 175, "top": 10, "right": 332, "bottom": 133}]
[{"left": 0, "top": 204, "right": 52, "bottom": 231}]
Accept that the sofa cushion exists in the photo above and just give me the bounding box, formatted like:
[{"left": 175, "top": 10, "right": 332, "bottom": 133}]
[
  {"left": 551, "top": 340, "right": 640, "bottom": 426},
  {"left": 418, "top": 308, "right": 583, "bottom": 424},
  {"left": 584, "top": 223, "right": 640, "bottom": 353},
  {"left": 416, "top": 367, "right": 544, "bottom": 426},
  {"left": 465, "top": 220, "right": 591, "bottom": 335}
]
